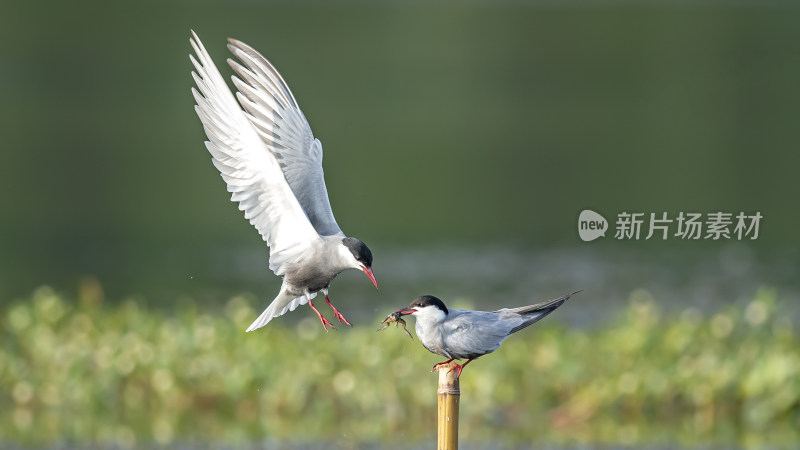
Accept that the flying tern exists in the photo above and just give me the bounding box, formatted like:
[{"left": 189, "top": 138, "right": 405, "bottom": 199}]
[
  {"left": 392, "top": 292, "right": 577, "bottom": 377},
  {"left": 189, "top": 31, "right": 378, "bottom": 332}
]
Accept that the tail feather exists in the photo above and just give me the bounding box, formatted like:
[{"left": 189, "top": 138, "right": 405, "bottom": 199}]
[
  {"left": 501, "top": 290, "right": 581, "bottom": 334},
  {"left": 245, "top": 289, "right": 317, "bottom": 332}
]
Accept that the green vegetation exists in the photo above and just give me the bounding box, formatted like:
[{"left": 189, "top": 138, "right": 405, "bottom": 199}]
[{"left": 1, "top": 286, "right": 797, "bottom": 448}]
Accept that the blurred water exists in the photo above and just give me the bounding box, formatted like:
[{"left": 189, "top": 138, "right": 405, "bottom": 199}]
[
  {"left": 226, "top": 244, "right": 800, "bottom": 325},
  {"left": 7, "top": 243, "right": 787, "bottom": 325},
  {"left": 1, "top": 1, "right": 799, "bottom": 293}
]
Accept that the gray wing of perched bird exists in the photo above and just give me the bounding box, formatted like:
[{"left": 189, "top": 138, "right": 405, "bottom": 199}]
[{"left": 441, "top": 291, "right": 576, "bottom": 359}]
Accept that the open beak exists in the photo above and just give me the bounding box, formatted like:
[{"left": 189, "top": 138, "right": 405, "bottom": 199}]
[
  {"left": 393, "top": 306, "right": 416, "bottom": 316},
  {"left": 361, "top": 266, "right": 379, "bottom": 289}
]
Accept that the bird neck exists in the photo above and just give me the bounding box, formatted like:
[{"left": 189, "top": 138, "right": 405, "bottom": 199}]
[{"left": 414, "top": 308, "right": 448, "bottom": 328}]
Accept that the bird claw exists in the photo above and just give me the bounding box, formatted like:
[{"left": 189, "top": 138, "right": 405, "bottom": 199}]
[
  {"left": 309, "top": 299, "right": 335, "bottom": 332},
  {"left": 432, "top": 358, "right": 471, "bottom": 378},
  {"left": 330, "top": 307, "right": 351, "bottom": 327},
  {"left": 447, "top": 364, "right": 464, "bottom": 378},
  {"left": 318, "top": 315, "right": 335, "bottom": 332},
  {"left": 325, "top": 294, "right": 352, "bottom": 326},
  {"left": 431, "top": 359, "right": 455, "bottom": 373}
]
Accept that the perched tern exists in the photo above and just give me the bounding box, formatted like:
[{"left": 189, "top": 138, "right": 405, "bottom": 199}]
[
  {"left": 393, "top": 292, "right": 578, "bottom": 377},
  {"left": 189, "top": 31, "right": 378, "bottom": 332}
]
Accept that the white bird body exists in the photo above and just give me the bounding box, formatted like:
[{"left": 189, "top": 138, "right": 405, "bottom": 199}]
[
  {"left": 395, "top": 292, "right": 577, "bottom": 376},
  {"left": 190, "top": 31, "right": 377, "bottom": 332}
]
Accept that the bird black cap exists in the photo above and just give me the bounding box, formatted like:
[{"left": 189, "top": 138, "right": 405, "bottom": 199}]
[
  {"left": 409, "top": 295, "right": 448, "bottom": 315},
  {"left": 342, "top": 237, "right": 373, "bottom": 268}
]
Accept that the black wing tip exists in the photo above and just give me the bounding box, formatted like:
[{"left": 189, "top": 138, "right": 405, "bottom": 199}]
[
  {"left": 534, "top": 289, "right": 582, "bottom": 311},
  {"left": 506, "top": 290, "right": 579, "bottom": 334}
]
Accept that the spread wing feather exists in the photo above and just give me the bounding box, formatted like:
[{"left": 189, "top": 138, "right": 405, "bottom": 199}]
[
  {"left": 226, "top": 38, "right": 343, "bottom": 237},
  {"left": 189, "top": 31, "right": 320, "bottom": 276}
]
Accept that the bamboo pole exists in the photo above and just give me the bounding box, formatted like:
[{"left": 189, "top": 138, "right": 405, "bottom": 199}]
[{"left": 437, "top": 362, "right": 460, "bottom": 450}]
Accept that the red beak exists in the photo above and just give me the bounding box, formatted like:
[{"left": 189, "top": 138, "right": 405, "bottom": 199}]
[
  {"left": 393, "top": 306, "right": 416, "bottom": 316},
  {"left": 361, "top": 266, "right": 379, "bottom": 289}
]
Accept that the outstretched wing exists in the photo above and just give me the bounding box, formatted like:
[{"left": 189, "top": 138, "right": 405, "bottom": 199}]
[
  {"left": 190, "top": 31, "right": 320, "bottom": 275},
  {"left": 225, "top": 38, "right": 342, "bottom": 237}
]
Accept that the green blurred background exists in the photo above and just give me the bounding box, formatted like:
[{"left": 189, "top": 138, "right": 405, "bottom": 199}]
[{"left": 1, "top": 0, "right": 799, "bottom": 447}]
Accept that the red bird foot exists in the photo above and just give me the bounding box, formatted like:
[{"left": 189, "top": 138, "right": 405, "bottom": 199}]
[
  {"left": 308, "top": 299, "right": 335, "bottom": 332},
  {"left": 433, "top": 358, "right": 474, "bottom": 378},
  {"left": 325, "top": 294, "right": 351, "bottom": 326},
  {"left": 431, "top": 359, "right": 455, "bottom": 373}
]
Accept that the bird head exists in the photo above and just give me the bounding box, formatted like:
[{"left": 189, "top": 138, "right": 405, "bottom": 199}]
[
  {"left": 394, "top": 295, "right": 448, "bottom": 323},
  {"left": 341, "top": 237, "right": 378, "bottom": 289}
]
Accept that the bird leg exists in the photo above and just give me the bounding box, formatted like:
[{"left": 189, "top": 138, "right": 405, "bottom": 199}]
[
  {"left": 324, "top": 291, "right": 351, "bottom": 326},
  {"left": 308, "top": 299, "right": 335, "bottom": 332},
  {"left": 448, "top": 358, "right": 474, "bottom": 378},
  {"left": 431, "top": 358, "right": 455, "bottom": 373}
]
